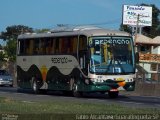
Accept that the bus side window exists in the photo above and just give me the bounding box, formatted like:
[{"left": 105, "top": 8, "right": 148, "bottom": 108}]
[
  {"left": 39, "top": 39, "right": 42, "bottom": 54},
  {"left": 46, "top": 39, "right": 52, "bottom": 54},
  {"left": 27, "top": 39, "right": 34, "bottom": 55},
  {"left": 19, "top": 40, "right": 25, "bottom": 55},
  {"left": 72, "top": 37, "right": 78, "bottom": 54},
  {"left": 59, "top": 38, "right": 63, "bottom": 54},
  {"left": 33, "top": 39, "right": 39, "bottom": 55},
  {"left": 79, "top": 36, "right": 87, "bottom": 51},
  {"left": 39, "top": 39, "right": 46, "bottom": 54},
  {"left": 55, "top": 38, "right": 59, "bottom": 54},
  {"left": 69, "top": 37, "right": 74, "bottom": 54},
  {"left": 26, "top": 47, "right": 29, "bottom": 55},
  {"left": 51, "top": 38, "right": 56, "bottom": 54},
  {"left": 62, "top": 37, "right": 68, "bottom": 54},
  {"left": 67, "top": 37, "right": 71, "bottom": 53},
  {"left": 24, "top": 40, "right": 29, "bottom": 55}
]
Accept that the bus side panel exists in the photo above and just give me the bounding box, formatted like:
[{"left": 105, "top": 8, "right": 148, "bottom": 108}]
[
  {"left": 46, "top": 66, "right": 70, "bottom": 91},
  {"left": 17, "top": 66, "right": 26, "bottom": 88},
  {"left": 17, "top": 55, "right": 87, "bottom": 92},
  {"left": 46, "top": 66, "right": 82, "bottom": 91},
  {"left": 17, "top": 64, "right": 43, "bottom": 89}
]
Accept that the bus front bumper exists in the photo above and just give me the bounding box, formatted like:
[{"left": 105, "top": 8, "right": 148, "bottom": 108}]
[{"left": 81, "top": 81, "right": 135, "bottom": 92}]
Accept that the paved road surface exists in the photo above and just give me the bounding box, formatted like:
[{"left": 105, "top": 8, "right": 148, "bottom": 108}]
[{"left": 0, "top": 86, "right": 160, "bottom": 109}]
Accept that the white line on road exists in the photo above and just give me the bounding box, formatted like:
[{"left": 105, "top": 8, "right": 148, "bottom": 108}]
[{"left": 118, "top": 100, "right": 144, "bottom": 105}]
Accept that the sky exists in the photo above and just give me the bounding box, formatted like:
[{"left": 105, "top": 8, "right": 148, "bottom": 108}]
[{"left": 0, "top": 0, "right": 160, "bottom": 45}]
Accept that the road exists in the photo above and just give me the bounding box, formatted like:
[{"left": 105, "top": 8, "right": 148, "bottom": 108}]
[{"left": 0, "top": 86, "right": 160, "bottom": 109}]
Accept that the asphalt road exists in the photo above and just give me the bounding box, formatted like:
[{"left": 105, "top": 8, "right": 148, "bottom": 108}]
[{"left": 0, "top": 86, "right": 160, "bottom": 109}]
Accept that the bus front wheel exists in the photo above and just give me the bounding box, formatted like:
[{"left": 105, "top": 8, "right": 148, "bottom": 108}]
[{"left": 72, "top": 83, "right": 82, "bottom": 97}]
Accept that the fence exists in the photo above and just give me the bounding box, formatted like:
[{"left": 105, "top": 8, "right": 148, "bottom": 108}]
[{"left": 134, "top": 69, "right": 160, "bottom": 96}]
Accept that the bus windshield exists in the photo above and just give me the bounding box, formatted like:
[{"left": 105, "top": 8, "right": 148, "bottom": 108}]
[{"left": 89, "top": 36, "right": 135, "bottom": 75}]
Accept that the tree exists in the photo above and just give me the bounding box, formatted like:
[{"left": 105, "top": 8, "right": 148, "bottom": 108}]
[
  {"left": 4, "top": 39, "right": 17, "bottom": 61},
  {"left": 142, "top": 4, "right": 160, "bottom": 38},
  {"left": 0, "top": 44, "right": 7, "bottom": 68},
  {"left": 119, "top": 24, "right": 132, "bottom": 34},
  {"left": 120, "top": 4, "right": 160, "bottom": 38},
  {"left": 0, "top": 51, "right": 6, "bottom": 62},
  {"left": 0, "top": 44, "right": 6, "bottom": 62},
  {"left": 0, "top": 25, "right": 33, "bottom": 62},
  {"left": 1, "top": 25, "right": 33, "bottom": 40}
]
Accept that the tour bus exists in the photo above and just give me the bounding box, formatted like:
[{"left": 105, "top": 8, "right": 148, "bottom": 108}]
[{"left": 17, "top": 26, "right": 137, "bottom": 98}]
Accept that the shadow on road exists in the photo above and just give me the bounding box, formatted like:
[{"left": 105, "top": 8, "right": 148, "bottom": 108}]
[{"left": 1, "top": 86, "right": 160, "bottom": 106}]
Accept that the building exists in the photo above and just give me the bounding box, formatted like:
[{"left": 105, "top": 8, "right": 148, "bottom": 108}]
[{"left": 136, "top": 34, "right": 160, "bottom": 81}]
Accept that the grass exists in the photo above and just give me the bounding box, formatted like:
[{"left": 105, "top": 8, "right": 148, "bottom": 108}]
[{"left": 0, "top": 97, "right": 160, "bottom": 120}]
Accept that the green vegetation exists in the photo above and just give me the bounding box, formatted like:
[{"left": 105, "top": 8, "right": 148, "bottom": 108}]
[
  {"left": 0, "top": 97, "right": 160, "bottom": 120},
  {"left": 0, "top": 25, "right": 33, "bottom": 62}
]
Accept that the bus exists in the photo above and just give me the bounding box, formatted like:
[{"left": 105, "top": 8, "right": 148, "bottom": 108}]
[{"left": 17, "top": 26, "right": 137, "bottom": 98}]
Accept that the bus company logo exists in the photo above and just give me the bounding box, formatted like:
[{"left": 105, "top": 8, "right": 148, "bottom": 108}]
[
  {"left": 51, "top": 57, "right": 72, "bottom": 64},
  {"left": 95, "top": 39, "right": 130, "bottom": 45},
  {"left": 41, "top": 65, "right": 48, "bottom": 81}
]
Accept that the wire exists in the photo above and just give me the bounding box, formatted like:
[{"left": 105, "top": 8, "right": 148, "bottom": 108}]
[{"left": 34, "top": 18, "right": 121, "bottom": 30}]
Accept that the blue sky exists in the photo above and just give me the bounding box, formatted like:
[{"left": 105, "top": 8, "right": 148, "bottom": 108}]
[
  {"left": 0, "top": 0, "right": 160, "bottom": 32},
  {"left": 0, "top": 0, "right": 160, "bottom": 34}
]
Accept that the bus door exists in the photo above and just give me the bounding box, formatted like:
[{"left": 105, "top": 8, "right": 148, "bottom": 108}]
[{"left": 78, "top": 36, "right": 88, "bottom": 75}]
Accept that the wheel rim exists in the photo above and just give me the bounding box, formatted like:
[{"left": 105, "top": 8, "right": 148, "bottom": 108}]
[
  {"left": 73, "top": 84, "right": 78, "bottom": 92},
  {"left": 33, "top": 81, "right": 37, "bottom": 91}
]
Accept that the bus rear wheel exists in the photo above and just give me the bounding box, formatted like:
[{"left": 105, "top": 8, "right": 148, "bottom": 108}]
[
  {"left": 32, "top": 80, "right": 39, "bottom": 94},
  {"left": 108, "top": 91, "right": 119, "bottom": 98}
]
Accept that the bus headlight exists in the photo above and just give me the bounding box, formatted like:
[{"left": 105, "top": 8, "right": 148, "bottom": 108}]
[{"left": 126, "top": 78, "right": 133, "bottom": 82}]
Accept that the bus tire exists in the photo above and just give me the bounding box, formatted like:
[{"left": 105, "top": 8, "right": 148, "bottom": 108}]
[
  {"left": 108, "top": 91, "right": 119, "bottom": 98},
  {"left": 17, "top": 88, "right": 24, "bottom": 93},
  {"left": 32, "top": 80, "right": 39, "bottom": 94},
  {"left": 72, "top": 83, "right": 82, "bottom": 97},
  {"left": 39, "top": 89, "right": 47, "bottom": 94},
  {"left": 63, "top": 91, "right": 72, "bottom": 96}
]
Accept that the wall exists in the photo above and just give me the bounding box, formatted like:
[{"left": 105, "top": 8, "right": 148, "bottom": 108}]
[
  {"left": 134, "top": 82, "right": 160, "bottom": 97},
  {"left": 152, "top": 46, "right": 160, "bottom": 54}
]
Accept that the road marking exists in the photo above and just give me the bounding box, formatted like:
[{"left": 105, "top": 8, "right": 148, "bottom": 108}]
[
  {"left": 22, "top": 101, "right": 35, "bottom": 104},
  {"left": 118, "top": 100, "right": 144, "bottom": 105}
]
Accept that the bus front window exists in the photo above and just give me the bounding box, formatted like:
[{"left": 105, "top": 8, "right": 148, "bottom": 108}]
[{"left": 89, "top": 36, "right": 135, "bottom": 75}]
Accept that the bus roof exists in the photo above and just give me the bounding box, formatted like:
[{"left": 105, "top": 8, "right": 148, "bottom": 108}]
[{"left": 18, "top": 26, "right": 130, "bottom": 39}]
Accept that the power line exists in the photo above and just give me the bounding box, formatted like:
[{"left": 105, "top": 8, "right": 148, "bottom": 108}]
[{"left": 35, "top": 18, "right": 121, "bottom": 30}]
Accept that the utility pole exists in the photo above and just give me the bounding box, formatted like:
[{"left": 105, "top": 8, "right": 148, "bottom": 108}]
[{"left": 135, "top": 14, "right": 140, "bottom": 52}]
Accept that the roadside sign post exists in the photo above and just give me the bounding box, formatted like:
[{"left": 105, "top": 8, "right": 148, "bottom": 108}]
[{"left": 122, "top": 5, "right": 152, "bottom": 46}]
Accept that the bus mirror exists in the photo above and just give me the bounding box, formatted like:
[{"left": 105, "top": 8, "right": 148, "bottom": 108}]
[{"left": 135, "top": 52, "right": 139, "bottom": 63}]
